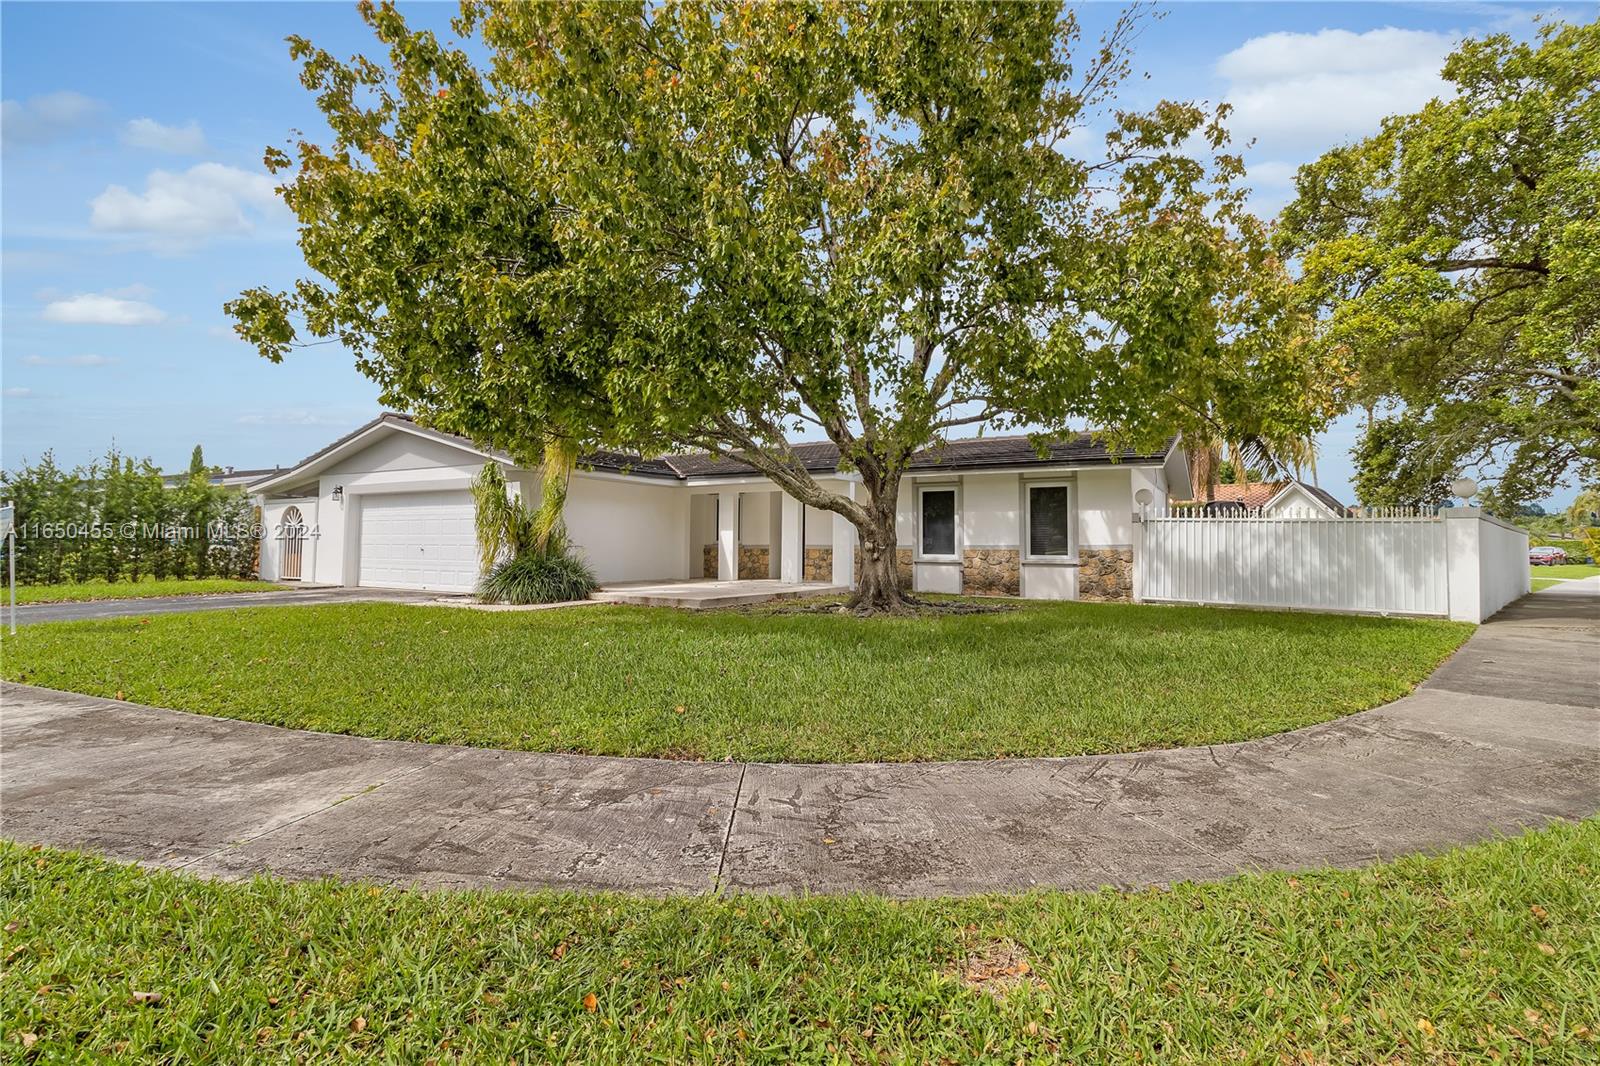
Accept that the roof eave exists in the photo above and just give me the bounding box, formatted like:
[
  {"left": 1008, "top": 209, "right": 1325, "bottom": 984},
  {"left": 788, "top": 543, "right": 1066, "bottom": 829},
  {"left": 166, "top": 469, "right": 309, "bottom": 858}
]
[{"left": 249, "top": 414, "right": 506, "bottom": 496}]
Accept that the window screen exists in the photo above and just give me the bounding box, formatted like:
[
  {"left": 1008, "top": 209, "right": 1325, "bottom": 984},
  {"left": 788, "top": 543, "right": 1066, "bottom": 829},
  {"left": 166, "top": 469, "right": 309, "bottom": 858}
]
[
  {"left": 1028, "top": 485, "right": 1071, "bottom": 556},
  {"left": 920, "top": 489, "right": 956, "bottom": 556}
]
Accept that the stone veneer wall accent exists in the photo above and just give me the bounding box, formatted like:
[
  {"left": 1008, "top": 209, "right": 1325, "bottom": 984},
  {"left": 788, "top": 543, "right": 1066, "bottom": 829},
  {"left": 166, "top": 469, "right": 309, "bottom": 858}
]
[
  {"left": 803, "top": 547, "right": 832, "bottom": 582},
  {"left": 1078, "top": 546, "right": 1133, "bottom": 602},
  {"left": 701, "top": 544, "right": 718, "bottom": 579},
  {"left": 962, "top": 548, "right": 1020, "bottom": 597},
  {"left": 738, "top": 545, "right": 771, "bottom": 580}
]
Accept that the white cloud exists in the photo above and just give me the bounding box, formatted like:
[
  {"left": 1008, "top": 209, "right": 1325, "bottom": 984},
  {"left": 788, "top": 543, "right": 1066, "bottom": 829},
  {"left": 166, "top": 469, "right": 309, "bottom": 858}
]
[
  {"left": 103, "top": 283, "right": 155, "bottom": 300},
  {"left": 122, "top": 117, "right": 208, "bottom": 155},
  {"left": 3, "top": 387, "right": 36, "bottom": 398},
  {"left": 41, "top": 292, "right": 168, "bottom": 327},
  {"left": 1217, "top": 27, "right": 1455, "bottom": 155},
  {"left": 1244, "top": 160, "right": 1304, "bottom": 187},
  {"left": 20, "top": 353, "right": 118, "bottom": 367},
  {"left": 1, "top": 90, "right": 102, "bottom": 146},
  {"left": 88, "top": 163, "right": 283, "bottom": 248}
]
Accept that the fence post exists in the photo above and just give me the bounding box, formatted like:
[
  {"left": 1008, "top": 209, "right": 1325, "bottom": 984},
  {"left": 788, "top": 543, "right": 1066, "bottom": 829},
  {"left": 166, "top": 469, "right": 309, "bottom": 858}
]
[{"left": 1444, "top": 509, "right": 1484, "bottom": 623}]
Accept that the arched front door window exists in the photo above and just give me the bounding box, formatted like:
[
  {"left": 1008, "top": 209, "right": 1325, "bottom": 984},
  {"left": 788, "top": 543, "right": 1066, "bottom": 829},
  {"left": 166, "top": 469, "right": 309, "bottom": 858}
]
[{"left": 279, "top": 506, "right": 305, "bottom": 581}]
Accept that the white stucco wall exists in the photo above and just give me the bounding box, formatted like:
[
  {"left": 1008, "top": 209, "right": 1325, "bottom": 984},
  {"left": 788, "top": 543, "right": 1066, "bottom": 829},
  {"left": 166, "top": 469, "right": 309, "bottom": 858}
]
[
  {"left": 689, "top": 494, "right": 717, "bottom": 545},
  {"left": 564, "top": 475, "right": 689, "bottom": 583},
  {"left": 1020, "top": 562, "right": 1075, "bottom": 600},
  {"left": 805, "top": 503, "right": 835, "bottom": 547},
  {"left": 1075, "top": 468, "right": 1136, "bottom": 548},
  {"left": 894, "top": 493, "right": 915, "bottom": 546},
  {"left": 738, "top": 490, "right": 775, "bottom": 545},
  {"left": 962, "top": 473, "right": 1020, "bottom": 547}
]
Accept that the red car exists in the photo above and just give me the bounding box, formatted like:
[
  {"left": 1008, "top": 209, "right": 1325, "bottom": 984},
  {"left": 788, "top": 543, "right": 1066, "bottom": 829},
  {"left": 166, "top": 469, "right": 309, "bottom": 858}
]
[{"left": 1529, "top": 546, "right": 1568, "bottom": 566}]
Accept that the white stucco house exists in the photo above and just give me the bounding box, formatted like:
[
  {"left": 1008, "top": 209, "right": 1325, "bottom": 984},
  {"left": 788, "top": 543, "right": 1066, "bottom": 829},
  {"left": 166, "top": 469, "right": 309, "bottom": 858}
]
[{"left": 252, "top": 413, "right": 1191, "bottom": 601}]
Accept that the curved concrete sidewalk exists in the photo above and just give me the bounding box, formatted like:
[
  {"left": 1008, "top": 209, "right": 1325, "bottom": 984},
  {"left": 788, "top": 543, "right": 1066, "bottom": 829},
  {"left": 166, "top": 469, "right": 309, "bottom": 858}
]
[{"left": 3, "top": 580, "right": 1596, "bottom": 897}]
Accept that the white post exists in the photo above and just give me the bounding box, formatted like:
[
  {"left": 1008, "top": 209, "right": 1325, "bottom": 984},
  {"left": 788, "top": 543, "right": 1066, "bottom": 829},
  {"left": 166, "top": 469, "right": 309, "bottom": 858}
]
[
  {"left": 831, "top": 482, "right": 857, "bottom": 589},
  {"left": 716, "top": 491, "right": 738, "bottom": 581},
  {"left": 779, "top": 493, "right": 803, "bottom": 584},
  {"left": 1444, "top": 508, "right": 1484, "bottom": 623},
  {"left": 4, "top": 499, "right": 14, "bottom": 635},
  {"left": 767, "top": 492, "right": 783, "bottom": 579},
  {"left": 1132, "top": 510, "right": 1145, "bottom": 604}
]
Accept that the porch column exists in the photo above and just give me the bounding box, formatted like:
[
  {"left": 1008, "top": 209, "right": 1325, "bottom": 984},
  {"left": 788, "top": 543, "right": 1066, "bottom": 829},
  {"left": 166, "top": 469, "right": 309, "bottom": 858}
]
[
  {"left": 779, "top": 493, "right": 803, "bottom": 584},
  {"left": 716, "top": 491, "right": 738, "bottom": 581},
  {"left": 831, "top": 482, "right": 857, "bottom": 589}
]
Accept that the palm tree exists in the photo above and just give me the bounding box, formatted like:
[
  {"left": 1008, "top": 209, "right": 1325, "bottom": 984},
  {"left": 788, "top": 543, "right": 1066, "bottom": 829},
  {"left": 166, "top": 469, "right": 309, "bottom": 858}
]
[{"left": 1186, "top": 432, "right": 1319, "bottom": 502}]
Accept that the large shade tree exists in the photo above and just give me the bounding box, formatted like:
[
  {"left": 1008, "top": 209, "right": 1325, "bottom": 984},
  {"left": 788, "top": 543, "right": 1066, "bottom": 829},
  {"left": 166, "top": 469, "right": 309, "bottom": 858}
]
[
  {"left": 231, "top": 0, "right": 1337, "bottom": 610},
  {"left": 1277, "top": 19, "right": 1599, "bottom": 511}
]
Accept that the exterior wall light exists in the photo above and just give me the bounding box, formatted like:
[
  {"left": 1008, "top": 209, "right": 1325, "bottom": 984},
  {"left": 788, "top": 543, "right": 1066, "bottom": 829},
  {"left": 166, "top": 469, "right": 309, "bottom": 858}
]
[{"left": 331, "top": 485, "right": 345, "bottom": 503}]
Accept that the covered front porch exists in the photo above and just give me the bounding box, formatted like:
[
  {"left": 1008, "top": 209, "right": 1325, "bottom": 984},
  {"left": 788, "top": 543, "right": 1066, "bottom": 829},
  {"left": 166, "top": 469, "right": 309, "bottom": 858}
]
[{"left": 684, "top": 482, "right": 860, "bottom": 588}]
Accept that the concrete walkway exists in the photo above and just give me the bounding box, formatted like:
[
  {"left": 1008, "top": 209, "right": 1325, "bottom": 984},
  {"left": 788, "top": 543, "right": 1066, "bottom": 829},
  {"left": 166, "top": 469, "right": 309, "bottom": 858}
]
[
  {"left": 592, "top": 578, "right": 848, "bottom": 609},
  {"left": 3, "top": 580, "right": 1595, "bottom": 897}
]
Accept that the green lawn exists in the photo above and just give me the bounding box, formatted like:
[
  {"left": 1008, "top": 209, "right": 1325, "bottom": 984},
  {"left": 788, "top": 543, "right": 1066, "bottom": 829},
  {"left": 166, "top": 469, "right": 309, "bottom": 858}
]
[
  {"left": 1532, "top": 562, "right": 1600, "bottom": 592},
  {"left": 8, "top": 577, "right": 287, "bottom": 604},
  {"left": 5, "top": 820, "right": 1597, "bottom": 1062},
  {"left": 2, "top": 600, "right": 1470, "bottom": 762}
]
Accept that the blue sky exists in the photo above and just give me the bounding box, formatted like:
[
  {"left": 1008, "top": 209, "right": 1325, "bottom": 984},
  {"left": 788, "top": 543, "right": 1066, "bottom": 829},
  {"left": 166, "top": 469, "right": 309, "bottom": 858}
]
[{"left": 1, "top": 1, "right": 1585, "bottom": 507}]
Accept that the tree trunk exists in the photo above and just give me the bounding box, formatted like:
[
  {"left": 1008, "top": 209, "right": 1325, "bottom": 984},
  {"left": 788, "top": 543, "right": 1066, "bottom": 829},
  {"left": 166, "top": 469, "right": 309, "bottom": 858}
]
[
  {"left": 1188, "top": 445, "right": 1219, "bottom": 503},
  {"left": 847, "top": 482, "right": 909, "bottom": 612}
]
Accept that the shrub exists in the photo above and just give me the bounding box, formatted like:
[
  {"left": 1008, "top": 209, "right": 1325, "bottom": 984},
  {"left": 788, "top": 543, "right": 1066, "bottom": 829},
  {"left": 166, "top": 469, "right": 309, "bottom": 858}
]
[{"left": 478, "top": 550, "right": 597, "bottom": 605}]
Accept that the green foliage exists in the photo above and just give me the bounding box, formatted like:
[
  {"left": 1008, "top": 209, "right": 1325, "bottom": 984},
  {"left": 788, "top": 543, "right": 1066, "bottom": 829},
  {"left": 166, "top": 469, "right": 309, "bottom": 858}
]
[
  {"left": 1, "top": 446, "right": 259, "bottom": 588},
  {"left": 477, "top": 551, "right": 597, "bottom": 606},
  {"left": 1279, "top": 19, "right": 1600, "bottom": 508},
  {"left": 471, "top": 461, "right": 594, "bottom": 604},
  {"left": 3, "top": 600, "right": 1469, "bottom": 762},
  {"left": 1213, "top": 459, "right": 1265, "bottom": 486},
  {"left": 229, "top": 0, "right": 1339, "bottom": 608},
  {"left": 1564, "top": 486, "right": 1600, "bottom": 530},
  {"left": 469, "top": 462, "right": 537, "bottom": 573},
  {"left": 6, "top": 820, "right": 1597, "bottom": 1061},
  {"left": 1351, "top": 416, "right": 1455, "bottom": 510}
]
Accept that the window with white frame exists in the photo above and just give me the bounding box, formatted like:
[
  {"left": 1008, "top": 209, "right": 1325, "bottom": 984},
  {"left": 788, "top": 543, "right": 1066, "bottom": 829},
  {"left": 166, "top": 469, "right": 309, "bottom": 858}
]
[
  {"left": 1025, "top": 482, "right": 1072, "bottom": 559},
  {"left": 918, "top": 485, "right": 958, "bottom": 558}
]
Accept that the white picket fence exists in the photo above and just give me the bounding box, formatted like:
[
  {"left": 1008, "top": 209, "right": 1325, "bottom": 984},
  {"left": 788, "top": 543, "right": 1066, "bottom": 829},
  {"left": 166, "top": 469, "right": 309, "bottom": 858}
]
[{"left": 1137, "top": 507, "right": 1529, "bottom": 623}]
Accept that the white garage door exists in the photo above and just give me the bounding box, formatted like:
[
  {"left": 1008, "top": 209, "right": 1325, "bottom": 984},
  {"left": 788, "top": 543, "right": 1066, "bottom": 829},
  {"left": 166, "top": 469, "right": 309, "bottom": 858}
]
[{"left": 357, "top": 490, "right": 479, "bottom": 593}]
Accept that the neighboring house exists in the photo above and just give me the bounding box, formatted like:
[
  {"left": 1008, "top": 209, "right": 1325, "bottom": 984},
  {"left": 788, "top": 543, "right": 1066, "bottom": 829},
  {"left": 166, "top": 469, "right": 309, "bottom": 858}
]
[
  {"left": 251, "top": 413, "right": 1191, "bottom": 600},
  {"left": 161, "top": 466, "right": 284, "bottom": 490},
  {"left": 1177, "top": 480, "right": 1346, "bottom": 518}
]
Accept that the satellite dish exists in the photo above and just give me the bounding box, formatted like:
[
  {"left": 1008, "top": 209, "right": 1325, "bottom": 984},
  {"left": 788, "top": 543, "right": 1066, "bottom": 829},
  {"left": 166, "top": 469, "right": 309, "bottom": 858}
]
[
  {"left": 1450, "top": 477, "right": 1478, "bottom": 500},
  {"left": 1134, "top": 488, "right": 1154, "bottom": 506}
]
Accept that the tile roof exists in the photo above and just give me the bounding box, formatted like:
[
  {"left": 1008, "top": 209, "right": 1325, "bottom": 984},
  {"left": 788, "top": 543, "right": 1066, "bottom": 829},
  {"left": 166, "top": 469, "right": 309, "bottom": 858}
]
[
  {"left": 257, "top": 413, "right": 1174, "bottom": 489},
  {"left": 1176, "top": 479, "right": 1346, "bottom": 515},
  {"left": 660, "top": 434, "right": 1173, "bottom": 479},
  {"left": 1180, "top": 481, "right": 1282, "bottom": 509}
]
